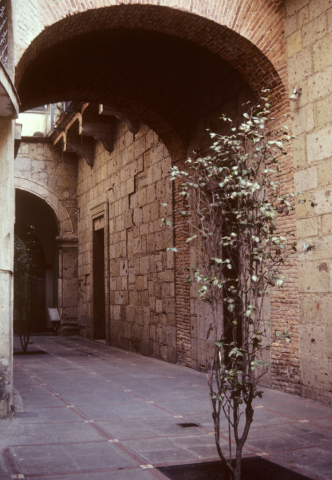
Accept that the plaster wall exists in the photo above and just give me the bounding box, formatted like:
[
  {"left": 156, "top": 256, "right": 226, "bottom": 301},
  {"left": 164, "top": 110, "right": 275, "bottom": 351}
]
[{"left": 286, "top": 0, "right": 332, "bottom": 403}]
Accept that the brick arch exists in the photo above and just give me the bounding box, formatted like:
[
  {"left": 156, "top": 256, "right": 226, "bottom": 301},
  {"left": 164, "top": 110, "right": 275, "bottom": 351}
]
[
  {"left": 15, "top": 1, "right": 286, "bottom": 86},
  {"left": 16, "top": 2, "right": 287, "bottom": 96},
  {"left": 15, "top": 3, "right": 288, "bottom": 162}
]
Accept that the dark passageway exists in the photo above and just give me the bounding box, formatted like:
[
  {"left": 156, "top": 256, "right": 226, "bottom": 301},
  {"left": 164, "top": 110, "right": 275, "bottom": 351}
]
[{"left": 14, "top": 189, "right": 59, "bottom": 333}]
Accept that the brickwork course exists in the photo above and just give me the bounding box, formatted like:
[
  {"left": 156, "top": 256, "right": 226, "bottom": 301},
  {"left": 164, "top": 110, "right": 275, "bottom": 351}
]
[{"left": 8, "top": 0, "right": 332, "bottom": 408}]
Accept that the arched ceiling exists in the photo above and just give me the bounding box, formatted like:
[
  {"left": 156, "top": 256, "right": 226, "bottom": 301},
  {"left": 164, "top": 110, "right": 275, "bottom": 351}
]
[{"left": 15, "top": 4, "right": 287, "bottom": 161}]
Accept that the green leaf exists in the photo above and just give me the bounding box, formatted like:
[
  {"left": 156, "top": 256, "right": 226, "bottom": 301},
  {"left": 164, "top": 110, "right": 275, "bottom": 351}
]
[{"left": 186, "top": 235, "right": 198, "bottom": 242}]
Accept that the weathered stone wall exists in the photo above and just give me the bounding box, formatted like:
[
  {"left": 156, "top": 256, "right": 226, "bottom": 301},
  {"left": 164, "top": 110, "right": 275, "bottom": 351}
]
[
  {"left": 77, "top": 122, "right": 176, "bottom": 362},
  {"left": 286, "top": 0, "right": 332, "bottom": 403}
]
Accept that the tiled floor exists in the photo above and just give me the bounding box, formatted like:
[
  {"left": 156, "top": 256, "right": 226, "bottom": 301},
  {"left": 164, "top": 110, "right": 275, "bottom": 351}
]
[{"left": 0, "top": 335, "right": 331, "bottom": 479}]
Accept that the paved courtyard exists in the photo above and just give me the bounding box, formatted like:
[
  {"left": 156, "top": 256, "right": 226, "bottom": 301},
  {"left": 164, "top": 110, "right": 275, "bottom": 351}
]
[{"left": 0, "top": 335, "right": 331, "bottom": 479}]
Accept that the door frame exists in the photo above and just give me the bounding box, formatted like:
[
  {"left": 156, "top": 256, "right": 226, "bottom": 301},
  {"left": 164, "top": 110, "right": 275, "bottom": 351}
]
[{"left": 90, "top": 201, "right": 110, "bottom": 343}]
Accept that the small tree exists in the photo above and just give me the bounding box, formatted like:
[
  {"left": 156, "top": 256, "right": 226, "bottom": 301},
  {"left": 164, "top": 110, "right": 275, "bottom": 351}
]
[
  {"left": 14, "top": 226, "right": 40, "bottom": 353},
  {"left": 164, "top": 92, "right": 314, "bottom": 480}
]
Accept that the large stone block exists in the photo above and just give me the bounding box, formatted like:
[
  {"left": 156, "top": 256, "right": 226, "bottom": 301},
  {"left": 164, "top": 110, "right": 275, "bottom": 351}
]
[
  {"left": 134, "top": 136, "right": 146, "bottom": 158},
  {"left": 299, "top": 323, "right": 327, "bottom": 358},
  {"left": 286, "top": 0, "right": 309, "bottom": 16},
  {"left": 292, "top": 104, "right": 314, "bottom": 136},
  {"left": 294, "top": 166, "right": 317, "bottom": 192},
  {"left": 287, "top": 30, "right": 302, "bottom": 56},
  {"left": 152, "top": 163, "right": 162, "bottom": 183},
  {"left": 298, "top": 5, "right": 309, "bottom": 27},
  {"left": 301, "top": 355, "right": 329, "bottom": 393},
  {"left": 163, "top": 297, "right": 175, "bottom": 313},
  {"left": 315, "top": 93, "right": 332, "bottom": 129},
  {"left": 307, "top": 124, "right": 332, "bottom": 163},
  {"left": 293, "top": 134, "right": 307, "bottom": 169},
  {"left": 135, "top": 275, "right": 147, "bottom": 291},
  {"left": 296, "top": 216, "right": 319, "bottom": 237},
  {"left": 313, "top": 31, "right": 332, "bottom": 72},
  {"left": 298, "top": 234, "right": 332, "bottom": 261},
  {"left": 114, "top": 290, "right": 129, "bottom": 305},
  {"left": 322, "top": 213, "right": 332, "bottom": 234},
  {"left": 149, "top": 143, "right": 165, "bottom": 165},
  {"left": 156, "top": 299, "right": 163, "bottom": 313},
  {"left": 150, "top": 201, "right": 159, "bottom": 221},
  {"left": 309, "top": 66, "right": 332, "bottom": 102},
  {"left": 300, "top": 294, "right": 332, "bottom": 324},
  {"left": 288, "top": 47, "right": 313, "bottom": 84},
  {"left": 133, "top": 207, "right": 142, "bottom": 225},
  {"left": 285, "top": 11, "right": 299, "bottom": 37},
  {"left": 317, "top": 158, "right": 332, "bottom": 187},
  {"left": 302, "top": 13, "right": 327, "bottom": 48},
  {"left": 139, "top": 256, "right": 150, "bottom": 275},
  {"left": 309, "top": 0, "right": 332, "bottom": 20},
  {"left": 298, "top": 261, "right": 331, "bottom": 293},
  {"left": 314, "top": 188, "right": 332, "bottom": 214},
  {"left": 137, "top": 187, "right": 147, "bottom": 207}
]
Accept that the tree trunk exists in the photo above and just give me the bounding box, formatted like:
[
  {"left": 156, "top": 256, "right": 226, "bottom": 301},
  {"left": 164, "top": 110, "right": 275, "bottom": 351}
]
[{"left": 233, "top": 445, "right": 242, "bottom": 480}]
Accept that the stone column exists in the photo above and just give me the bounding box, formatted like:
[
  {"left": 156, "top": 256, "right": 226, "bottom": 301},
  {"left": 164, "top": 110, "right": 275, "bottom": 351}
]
[
  {"left": 57, "top": 236, "right": 79, "bottom": 335},
  {"left": 0, "top": 118, "right": 15, "bottom": 417}
]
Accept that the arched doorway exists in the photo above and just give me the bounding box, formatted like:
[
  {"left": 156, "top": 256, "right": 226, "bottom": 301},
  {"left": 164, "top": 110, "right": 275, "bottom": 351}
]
[{"left": 14, "top": 189, "right": 59, "bottom": 333}]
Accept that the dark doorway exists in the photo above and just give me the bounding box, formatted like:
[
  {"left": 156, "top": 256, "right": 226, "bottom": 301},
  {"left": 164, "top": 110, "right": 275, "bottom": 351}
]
[
  {"left": 14, "top": 225, "right": 47, "bottom": 333},
  {"left": 15, "top": 190, "right": 59, "bottom": 334},
  {"left": 31, "top": 271, "right": 47, "bottom": 331},
  {"left": 93, "top": 227, "right": 106, "bottom": 340}
]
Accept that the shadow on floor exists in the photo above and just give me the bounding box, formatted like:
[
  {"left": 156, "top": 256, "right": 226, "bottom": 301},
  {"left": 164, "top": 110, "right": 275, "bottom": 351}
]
[{"left": 158, "top": 457, "right": 312, "bottom": 480}]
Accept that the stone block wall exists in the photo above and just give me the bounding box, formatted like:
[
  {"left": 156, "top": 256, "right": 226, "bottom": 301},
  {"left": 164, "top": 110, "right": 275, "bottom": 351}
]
[
  {"left": 286, "top": 0, "right": 332, "bottom": 403},
  {"left": 77, "top": 122, "right": 177, "bottom": 362}
]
